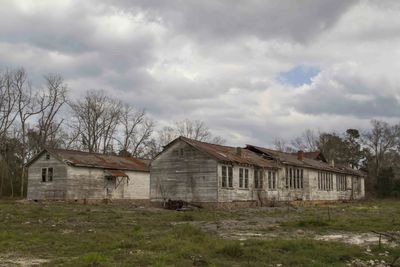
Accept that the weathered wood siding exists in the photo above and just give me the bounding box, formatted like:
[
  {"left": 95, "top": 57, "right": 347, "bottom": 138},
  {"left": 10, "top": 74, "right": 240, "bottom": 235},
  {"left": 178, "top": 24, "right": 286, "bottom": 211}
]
[
  {"left": 150, "top": 140, "right": 218, "bottom": 202},
  {"left": 27, "top": 152, "right": 150, "bottom": 200},
  {"left": 66, "top": 168, "right": 150, "bottom": 200},
  {"left": 27, "top": 152, "right": 68, "bottom": 200},
  {"left": 123, "top": 170, "right": 150, "bottom": 199}
]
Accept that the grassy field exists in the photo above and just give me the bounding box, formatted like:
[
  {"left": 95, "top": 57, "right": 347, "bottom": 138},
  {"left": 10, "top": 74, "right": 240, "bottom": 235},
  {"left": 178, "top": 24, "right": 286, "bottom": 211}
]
[{"left": 0, "top": 200, "right": 399, "bottom": 266}]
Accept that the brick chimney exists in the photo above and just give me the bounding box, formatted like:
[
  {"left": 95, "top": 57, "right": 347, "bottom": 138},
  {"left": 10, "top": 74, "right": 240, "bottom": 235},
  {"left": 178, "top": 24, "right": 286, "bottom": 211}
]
[
  {"left": 297, "top": 150, "right": 304, "bottom": 161},
  {"left": 236, "top": 147, "right": 242, "bottom": 157}
]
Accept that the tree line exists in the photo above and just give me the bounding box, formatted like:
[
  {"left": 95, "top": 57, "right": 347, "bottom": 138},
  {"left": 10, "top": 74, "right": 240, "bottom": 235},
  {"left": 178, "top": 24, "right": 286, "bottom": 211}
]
[{"left": 0, "top": 67, "right": 399, "bottom": 198}]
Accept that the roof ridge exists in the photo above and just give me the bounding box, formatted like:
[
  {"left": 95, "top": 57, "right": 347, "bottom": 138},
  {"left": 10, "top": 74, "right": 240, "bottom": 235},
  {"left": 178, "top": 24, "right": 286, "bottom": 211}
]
[
  {"left": 48, "top": 148, "right": 147, "bottom": 160},
  {"left": 180, "top": 136, "right": 244, "bottom": 149}
]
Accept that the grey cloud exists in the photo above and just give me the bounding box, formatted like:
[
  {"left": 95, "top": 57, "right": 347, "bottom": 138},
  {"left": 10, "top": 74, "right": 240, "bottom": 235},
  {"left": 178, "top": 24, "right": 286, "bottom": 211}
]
[
  {"left": 291, "top": 69, "right": 400, "bottom": 118},
  {"left": 109, "top": 0, "right": 358, "bottom": 43}
]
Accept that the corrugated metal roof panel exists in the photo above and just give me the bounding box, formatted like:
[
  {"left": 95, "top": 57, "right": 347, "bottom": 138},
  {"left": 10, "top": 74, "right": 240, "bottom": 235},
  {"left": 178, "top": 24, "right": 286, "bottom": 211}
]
[
  {"left": 46, "top": 149, "right": 149, "bottom": 172},
  {"left": 179, "top": 137, "right": 277, "bottom": 168}
]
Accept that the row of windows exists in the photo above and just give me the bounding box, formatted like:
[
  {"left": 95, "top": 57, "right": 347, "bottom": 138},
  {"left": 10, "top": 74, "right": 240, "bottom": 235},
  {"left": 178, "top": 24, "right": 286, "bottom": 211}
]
[
  {"left": 42, "top": 167, "right": 53, "bottom": 182},
  {"left": 336, "top": 174, "right": 347, "bottom": 191},
  {"left": 318, "top": 171, "right": 333, "bottom": 191},
  {"left": 221, "top": 166, "right": 278, "bottom": 190},
  {"left": 222, "top": 166, "right": 351, "bottom": 192},
  {"left": 285, "top": 167, "right": 304, "bottom": 189}
]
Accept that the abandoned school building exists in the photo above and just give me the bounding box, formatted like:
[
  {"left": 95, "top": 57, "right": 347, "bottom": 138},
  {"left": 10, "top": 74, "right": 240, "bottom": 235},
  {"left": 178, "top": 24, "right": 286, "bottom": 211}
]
[
  {"left": 150, "top": 137, "right": 365, "bottom": 207},
  {"left": 26, "top": 149, "right": 150, "bottom": 201}
]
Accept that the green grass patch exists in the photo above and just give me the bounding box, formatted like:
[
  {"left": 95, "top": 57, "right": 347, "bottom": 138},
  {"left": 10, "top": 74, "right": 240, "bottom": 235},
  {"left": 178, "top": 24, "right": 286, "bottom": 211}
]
[{"left": 0, "top": 200, "right": 399, "bottom": 266}]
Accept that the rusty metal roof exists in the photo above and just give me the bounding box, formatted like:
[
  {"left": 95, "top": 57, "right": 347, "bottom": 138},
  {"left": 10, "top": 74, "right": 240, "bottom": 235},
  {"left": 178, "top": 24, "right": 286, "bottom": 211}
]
[
  {"left": 246, "top": 145, "right": 366, "bottom": 176},
  {"left": 28, "top": 149, "right": 149, "bottom": 172},
  {"left": 177, "top": 137, "right": 277, "bottom": 168}
]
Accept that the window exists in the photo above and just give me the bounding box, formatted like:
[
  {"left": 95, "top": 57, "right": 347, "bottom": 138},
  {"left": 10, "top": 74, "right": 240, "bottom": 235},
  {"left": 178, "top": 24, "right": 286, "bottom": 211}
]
[
  {"left": 222, "top": 166, "right": 227, "bottom": 188},
  {"left": 221, "top": 166, "right": 233, "bottom": 188},
  {"left": 244, "top": 169, "right": 249, "bottom": 188},
  {"left": 228, "top": 166, "right": 233, "bottom": 187},
  {"left": 41, "top": 168, "right": 53, "bottom": 183},
  {"left": 267, "top": 170, "right": 277, "bottom": 190},
  {"left": 45, "top": 153, "right": 50, "bottom": 160},
  {"left": 254, "top": 169, "right": 263, "bottom": 189},
  {"left": 318, "top": 171, "right": 334, "bottom": 191},
  {"left": 42, "top": 168, "right": 47, "bottom": 182},
  {"left": 239, "top": 168, "right": 244, "bottom": 188},
  {"left": 179, "top": 148, "right": 184, "bottom": 158},
  {"left": 239, "top": 168, "right": 249, "bottom": 189},
  {"left": 48, "top": 168, "right": 53, "bottom": 182},
  {"left": 285, "top": 167, "right": 289, "bottom": 188},
  {"left": 268, "top": 171, "right": 272, "bottom": 189},
  {"left": 336, "top": 174, "right": 346, "bottom": 191},
  {"left": 286, "top": 167, "right": 304, "bottom": 189}
]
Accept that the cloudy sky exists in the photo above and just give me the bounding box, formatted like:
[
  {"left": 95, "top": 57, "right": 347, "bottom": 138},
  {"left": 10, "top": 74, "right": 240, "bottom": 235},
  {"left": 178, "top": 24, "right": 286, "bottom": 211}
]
[{"left": 1, "top": 0, "right": 400, "bottom": 146}]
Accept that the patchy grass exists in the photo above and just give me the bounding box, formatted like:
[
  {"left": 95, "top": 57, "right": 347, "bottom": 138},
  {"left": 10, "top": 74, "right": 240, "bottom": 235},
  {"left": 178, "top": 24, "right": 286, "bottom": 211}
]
[{"left": 0, "top": 200, "right": 399, "bottom": 266}]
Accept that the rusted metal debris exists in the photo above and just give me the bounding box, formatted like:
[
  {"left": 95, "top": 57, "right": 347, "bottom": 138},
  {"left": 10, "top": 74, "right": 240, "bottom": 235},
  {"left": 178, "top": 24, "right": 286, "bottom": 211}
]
[{"left": 163, "top": 199, "right": 202, "bottom": 210}]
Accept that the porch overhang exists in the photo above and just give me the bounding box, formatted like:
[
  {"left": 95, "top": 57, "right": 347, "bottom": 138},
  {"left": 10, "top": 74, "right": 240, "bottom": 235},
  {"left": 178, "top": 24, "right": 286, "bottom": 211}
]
[{"left": 104, "top": 170, "right": 129, "bottom": 178}]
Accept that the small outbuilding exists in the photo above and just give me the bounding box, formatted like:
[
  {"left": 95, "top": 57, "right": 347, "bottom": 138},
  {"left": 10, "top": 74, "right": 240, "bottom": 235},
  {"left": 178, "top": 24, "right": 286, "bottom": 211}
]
[{"left": 26, "top": 149, "right": 150, "bottom": 201}]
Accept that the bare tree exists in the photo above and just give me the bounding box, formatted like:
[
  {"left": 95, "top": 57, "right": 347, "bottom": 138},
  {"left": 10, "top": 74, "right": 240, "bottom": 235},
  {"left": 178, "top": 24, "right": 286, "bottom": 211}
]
[
  {"left": 14, "top": 68, "right": 46, "bottom": 196},
  {"left": 176, "top": 119, "right": 212, "bottom": 142},
  {"left": 117, "top": 105, "right": 154, "bottom": 157},
  {"left": 70, "top": 90, "right": 122, "bottom": 153},
  {"left": 291, "top": 129, "right": 319, "bottom": 151},
  {"left": 153, "top": 119, "right": 225, "bottom": 155},
  {"left": 272, "top": 138, "right": 295, "bottom": 152},
  {"left": 363, "top": 120, "right": 399, "bottom": 177},
  {"left": 157, "top": 126, "right": 179, "bottom": 147},
  {"left": 0, "top": 70, "right": 19, "bottom": 143},
  {"left": 33, "top": 74, "right": 67, "bottom": 153}
]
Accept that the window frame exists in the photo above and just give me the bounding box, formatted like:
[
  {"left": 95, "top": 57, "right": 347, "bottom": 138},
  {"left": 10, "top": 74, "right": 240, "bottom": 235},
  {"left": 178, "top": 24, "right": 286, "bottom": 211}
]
[{"left": 41, "top": 167, "right": 54, "bottom": 183}]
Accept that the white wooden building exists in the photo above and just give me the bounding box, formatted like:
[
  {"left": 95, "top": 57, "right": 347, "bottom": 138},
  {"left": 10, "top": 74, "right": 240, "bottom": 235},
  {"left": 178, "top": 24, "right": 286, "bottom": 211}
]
[
  {"left": 150, "top": 137, "right": 365, "bottom": 207},
  {"left": 26, "top": 149, "right": 150, "bottom": 201}
]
